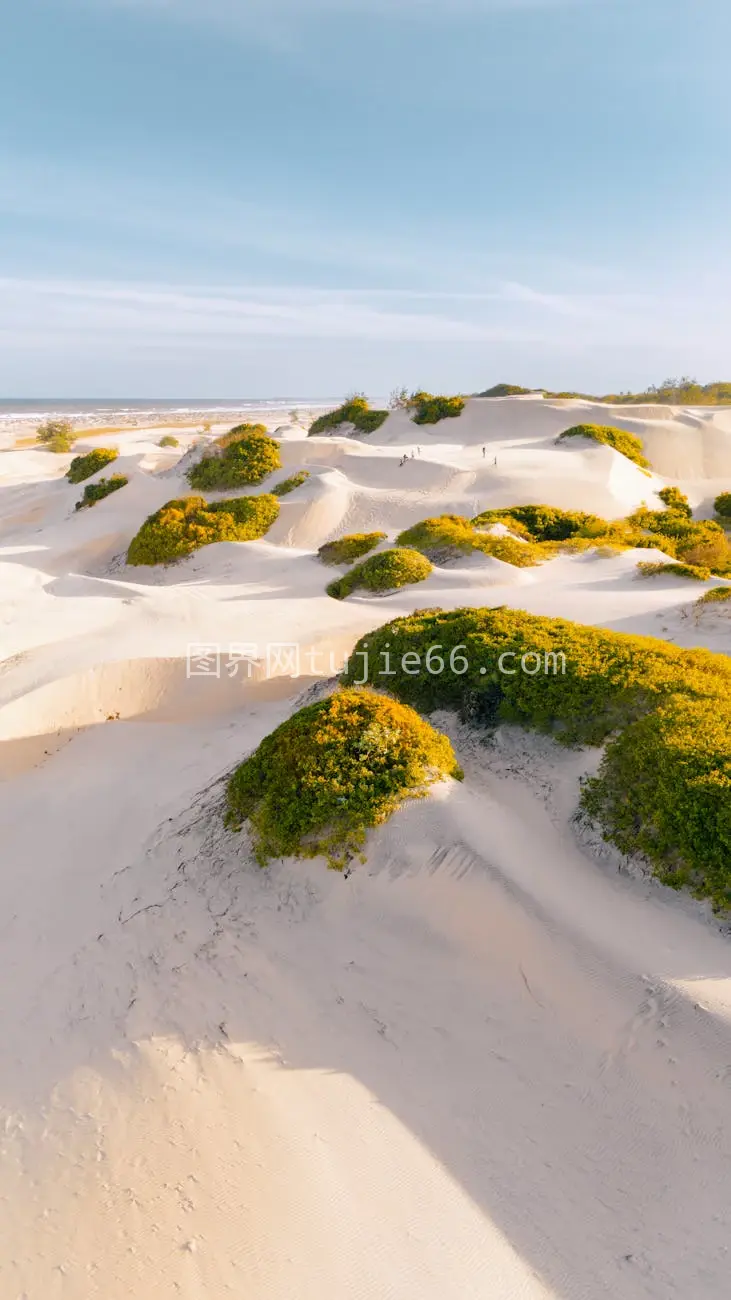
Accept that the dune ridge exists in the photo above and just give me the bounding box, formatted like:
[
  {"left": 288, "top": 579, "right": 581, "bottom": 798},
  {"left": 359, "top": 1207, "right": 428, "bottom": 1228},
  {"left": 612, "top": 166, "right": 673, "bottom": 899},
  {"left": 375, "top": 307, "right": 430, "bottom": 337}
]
[{"left": 0, "top": 396, "right": 730, "bottom": 1298}]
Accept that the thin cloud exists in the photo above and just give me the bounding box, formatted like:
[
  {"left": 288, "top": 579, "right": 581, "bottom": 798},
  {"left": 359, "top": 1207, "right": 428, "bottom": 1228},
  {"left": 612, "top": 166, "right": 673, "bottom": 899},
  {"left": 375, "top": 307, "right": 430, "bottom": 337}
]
[
  {"left": 0, "top": 277, "right": 546, "bottom": 344},
  {"left": 2, "top": 275, "right": 715, "bottom": 355}
]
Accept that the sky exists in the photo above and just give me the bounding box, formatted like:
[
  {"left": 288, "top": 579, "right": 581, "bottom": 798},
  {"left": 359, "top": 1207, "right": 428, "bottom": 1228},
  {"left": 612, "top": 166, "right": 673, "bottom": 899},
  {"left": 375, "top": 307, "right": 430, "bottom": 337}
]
[{"left": 1, "top": 0, "right": 730, "bottom": 397}]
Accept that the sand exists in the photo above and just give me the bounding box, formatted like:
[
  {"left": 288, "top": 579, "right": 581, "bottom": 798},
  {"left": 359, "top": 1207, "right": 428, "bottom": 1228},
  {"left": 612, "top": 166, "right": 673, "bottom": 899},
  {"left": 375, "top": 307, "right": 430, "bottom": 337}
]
[{"left": 0, "top": 397, "right": 730, "bottom": 1299}]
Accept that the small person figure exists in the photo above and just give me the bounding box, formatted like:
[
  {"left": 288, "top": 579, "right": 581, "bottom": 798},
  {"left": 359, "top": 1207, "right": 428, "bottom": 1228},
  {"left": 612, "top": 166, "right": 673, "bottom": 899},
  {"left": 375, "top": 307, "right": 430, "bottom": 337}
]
[
  {"left": 411, "top": 449, "right": 415, "bottom": 458},
  {"left": 482, "top": 446, "right": 486, "bottom": 458},
  {"left": 494, "top": 455, "right": 497, "bottom": 466},
  {"left": 417, "top": 446, "right": 421, "bottom": 455}
]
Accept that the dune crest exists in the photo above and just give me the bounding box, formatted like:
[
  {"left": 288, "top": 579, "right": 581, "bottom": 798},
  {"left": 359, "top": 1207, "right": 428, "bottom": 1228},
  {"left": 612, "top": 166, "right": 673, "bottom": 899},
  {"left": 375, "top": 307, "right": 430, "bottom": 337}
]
[{"left": 0, "top": 396, "right": 730, "bottom": 1298}]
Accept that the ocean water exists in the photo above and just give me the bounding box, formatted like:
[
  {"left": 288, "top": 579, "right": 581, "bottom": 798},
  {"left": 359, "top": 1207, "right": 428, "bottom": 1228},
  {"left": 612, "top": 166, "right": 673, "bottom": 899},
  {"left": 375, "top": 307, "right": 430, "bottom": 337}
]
[{"left": 0, "top": 398, "right": 335, "bottom": 427}]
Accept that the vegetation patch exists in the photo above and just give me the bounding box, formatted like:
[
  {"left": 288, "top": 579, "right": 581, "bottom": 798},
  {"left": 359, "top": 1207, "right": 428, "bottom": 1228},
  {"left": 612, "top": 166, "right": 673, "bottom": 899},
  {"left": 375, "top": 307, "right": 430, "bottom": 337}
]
[
  {"left": 272, "top": 470, "right": 310, "bottom": 497},
  {"left": 159, "top": 434, "right": 180, "bottom": 447},
  {"left": 327, "top": 548, "right": 432, "bottom": 599},
  {"left": 478, "top": 384, "right": 535, "bottom": 398},
  {"left": 696, "top": 585, "right": 731, "bottom": 606},
  {"left": 37, "top": 418, "right": 74, "bottom": 453},
  {"left": 342, "top": 606, "right": 729, "bottom": 743},
  {"left": 317, "top": 532, "right": 386, "bottom": 565},
  {"left": 225, "top": 687, "right": 463, "bottom": 866},
  {"left": 308, "top": 396, "right": 388, "bottom": 436},
  {"left": 127, "top": 493, "right": 279, "bottom": 565},
  {"left": 474, "top": 377, "right": 731, "bottom": 406},
  {"left": 67, "top": 447, "right": 119, "bottom": 484},
  {"left": 342, "top": 606, "right": 731, "bottom": 903},
  {"left": 472, "top": 504, "right": 598, "bottom": 543},
  {"left": 397, "top": 514, "right": 547, "bottom": 567},
  {"left": 410, "top": 391, "right": 465, "bottom": 425},
  {"left": 714, "top": 491, "right": 731, "bottom": 519},
  {"left": 628, "top": 504, "right": 731, "bottom": 574},
  {"left": 469, "top": 496, "right": 731, "bottom": 570},
  {"left": 657, "top": 485, "right": 692, "bottom": 517},
  {"left": 75, "top": 474, "right": 128, "bottom": 510},
  {"left": 187, "top": 425, "right": 281, "bottom": 490},
  {"left": 557, "top": 423, "right": 650, "bottom": 469},
  {"left": 637, "top": 561, "right": 711, "bottom": 581},
  {"left": 582, "top": 696, "right": 731, "bottom": 909}
]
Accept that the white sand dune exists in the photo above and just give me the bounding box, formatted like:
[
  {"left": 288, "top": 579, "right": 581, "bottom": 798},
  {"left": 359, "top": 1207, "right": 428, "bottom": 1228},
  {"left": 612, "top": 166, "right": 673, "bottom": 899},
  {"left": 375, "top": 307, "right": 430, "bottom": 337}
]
[{"left": 0, "top": 397, "right": 730, "bottom": 1299}]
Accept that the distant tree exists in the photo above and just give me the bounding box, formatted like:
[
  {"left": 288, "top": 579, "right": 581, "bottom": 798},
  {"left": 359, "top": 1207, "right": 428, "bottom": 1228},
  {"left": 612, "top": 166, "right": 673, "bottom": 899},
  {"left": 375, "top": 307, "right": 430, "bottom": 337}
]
[
  {"left": 388, "top": 387, "right": 411, "bottom": 410},
  {"left": 37, "top": 418, "right": 74, "bottom": 452}
]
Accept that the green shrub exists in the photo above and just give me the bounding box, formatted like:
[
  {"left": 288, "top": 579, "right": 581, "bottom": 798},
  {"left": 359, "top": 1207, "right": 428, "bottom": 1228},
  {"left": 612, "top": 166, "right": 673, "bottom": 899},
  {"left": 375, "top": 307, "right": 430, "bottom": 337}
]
[
  {"left": 397, "top": 514, "right": 547, "bottom": 567},
  {"left": 342, "top": 606, "right": 730, "bottom": 746},
  {"left": 272, "top": 470, "right": 310, "bottom": 497},
  {"left": 318, "top": 532, "right": 386, "bottom": 565},
  {"left": 225, "top": 687, "right": 462, "bottom": 866},
  {"left": 341, "top": 607, "right": 731, "bottom": 900},
  {"left": 327, "top": 548, "right": 432, "bottom": 599},
  {"left": 696, "top": 585, "right": 731, "bottom": 606},
  {"left": 397, "top": 514, "right": 484, "bottom": 560},
  {"left": 637, "top": 561, "right": 711, "bottom": 581},
  {"left": 309, "top": 397, "right": 388, "bottom": 436},
  {"left": 472, "top": 504, "right": 597, "bottom": 542},
  {"left": 127, "top": 493, "right": 279, "bottom": 565},
  {"left": 558, "top": 423, "right": 650, "bottom": 469},
  {"left": 627, "top": 505, "right": 731, "bottom": 572},
  {"left": 478, "top": 535, "right": 548, "bottom": 566},
  {"left": 478, "top": 384, "right": 534, "bottom": 397},
  {"left": 159, "top": 434, "right": 180, "bottom": 447},
  {"left": 657, "top": 485, "right": 692, "bottom": 517},
  {"left": 472, "top": 511, "right": 535, "bottom": 541},
  {"left": 581, "top": 696, "right": 731, "bottom": 908},
  {"left": 75, "top": 474, "right": 128, "bottom": 510},
  {"left": 67, "top": 447, "right": 119, "bottom": 484},
  {"left": 715, "top": 491, "right": 731, "bottom": 518},
  {"left": 37, "top": 418, "right": 74, "bottom": 452},
  {"left": 410, "top": 391, "right": 465, "bottom": 425},
  {"left": 187, "top": 426, "right": 281, "bottom": 490}
]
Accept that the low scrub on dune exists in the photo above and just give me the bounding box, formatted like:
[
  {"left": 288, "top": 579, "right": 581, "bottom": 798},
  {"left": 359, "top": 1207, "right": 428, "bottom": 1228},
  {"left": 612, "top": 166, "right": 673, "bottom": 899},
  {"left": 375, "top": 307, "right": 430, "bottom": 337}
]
[
  {"left": 637, "top": 561, "right": 711, "bottom": 581},
  {"left": 397, "top": 514, "right": 485, "bottom": 559},
  {"left": 657, "top": 485, "right": 692, "bottom": 517},
  {"left": 410, "top": 391, "right": 465, "bottom": 425},
  {"left": 471, "top": 505, "right": 642, "bottom": 554},
  {"left": 126, "top": 493, "right": 279, "bottom": 565},
  {"left": 628, "top": 503, "right": 731, "bottom": 574},
  {"left": 557, "top": 423, "right": 650, "bottom": 469},
  {"left": 696, "top": 585, "right": 731, "bottom": 606},
  {"left": 343, "top": 606, "right": 730, "bottom": 745},
  {"left": 714, "top": 491, "right": 731, "bottom": 519},
  {"left": 187, "top": 425, "right": 281, "bottom": 490},
  {"left": 478, "top": 383, "right": 535, "bottom": 397},
  {"left": 473, "top": 376, "right": 731, "bottom": 406},
  {"left": 469, "top": 495, "right": 731, "bottom": 573},
  {"left": 67, "top": 447, "right": 118, "bottom": 483},
  {"left": 342, "top": 606, "right": 731, "bottom": 905},
  {"left": 326, "top": 547, "right": 432, "bottom": 599},
  {"left": 397, "top": 514, "right": 547, "bottom": 567},
  {"left": 582, "top": 696, "right": 731, "bottom": 908},
  {"left": 75, "top": 474, "right": 128, "bottom": 510},
  {"left": 37, "top": 418, "right": 74, "bottom": 453},
  {"left": 308, "top": 396, "right": 388, "bottom": 436},
  {"left": 272, "top": 470, "right": 310, "bottom": 496},
  {"left": 472, "top": 504, "right": 598, "bottom": 543},
  {"left": 225, "top": 687, "right": 463, "bottom": 867},
  {"left": 159, "top": 434, "right": 180, "bottom": 447},
  {"left": 317, "top": 532, "right": 386, "bottom": 565}
]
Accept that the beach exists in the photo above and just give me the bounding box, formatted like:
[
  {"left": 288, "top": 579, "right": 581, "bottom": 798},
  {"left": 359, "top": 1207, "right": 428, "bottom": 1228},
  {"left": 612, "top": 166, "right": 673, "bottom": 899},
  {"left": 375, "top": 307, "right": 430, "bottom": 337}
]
[{"left": 1, "top": 394, "right": 730, "bottom": 1299}]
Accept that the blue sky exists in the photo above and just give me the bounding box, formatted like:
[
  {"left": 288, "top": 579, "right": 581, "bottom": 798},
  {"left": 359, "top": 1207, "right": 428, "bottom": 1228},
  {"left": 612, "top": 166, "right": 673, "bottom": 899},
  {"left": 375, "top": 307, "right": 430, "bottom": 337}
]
[{"left": 1, "top": 0, "right": 730, "bottom": 397}]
